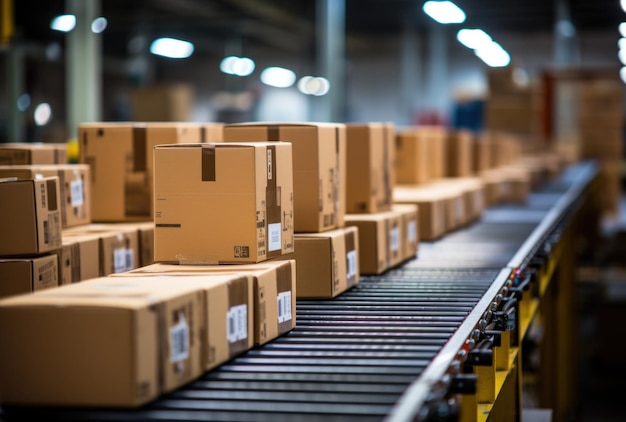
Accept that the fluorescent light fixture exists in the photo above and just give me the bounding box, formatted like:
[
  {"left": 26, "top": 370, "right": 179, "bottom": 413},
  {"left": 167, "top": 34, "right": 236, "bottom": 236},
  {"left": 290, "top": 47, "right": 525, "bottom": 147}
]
[
  {"left": 622, "top": 0, "right": 626, "bottom": 13},
  {"left": 50, "top": 14, "right": 76, "bottom": 32},
  {"left": 34, "top": 103, "right": 52, "bottom": 126},
  {"left": 457, "top": 29, "right": 492, "bottom": 50},
  {"left": 619, "top": 49, "right": 626, "bottom": 66},
  {"left": 150, "top": 38, "right": 194, "bottom": 59},
  {"left": 620, "top": 23, "right": 626, "bottom": 38},
  {"left": 220, "top": 56, "right": 255, "bottom": 76},
  {"left": 423, "top": 1, "right": 466, "bottom": 24},
  {"left": 91, "top": 17, "right": 108, "bottom": 33},
  {"left": 474, "top": 41, "right": 511, "bottom": 67},
  {"left": 260, "top": 67, "right": 296, "bottom": 88},
  {"left": 619, "top": 38, "right": 626, "bottom": 50},
  {"left": 297, "top": 76, "right": 330, "bottom": 96},
  {"left": 621, "top": 67, "right": 626, "bottom": 84}
]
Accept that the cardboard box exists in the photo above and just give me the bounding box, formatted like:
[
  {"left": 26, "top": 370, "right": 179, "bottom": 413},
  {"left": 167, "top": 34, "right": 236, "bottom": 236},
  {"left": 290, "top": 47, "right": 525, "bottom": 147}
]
[
  {"left": 395, "top": 130, "right": 430, "bottom": 184},
  {"left": 131, "top": 84, "right": 194, "bottom": 122},
  {"left": 118, "top": 260, "right": 295, "bottom": 347},
  {"left": 393, "top": 186, "right": 447, "bottom": 241},
  {"left": 110, "top": 270, "right": 254, "bottom": 369},
  {"left": 154, "top": 142, "right": 294, "bottom": 264},
  {"left": 58, "top": 234, "right": 100, "bottom": 285},
  {"left": 345, "top": 123, "right": 394, "bottom": 213},
  {"left": 223, "top": 122, "right": 346, "bottom": 232},
  {"left": 0, "top": 164, "right": 91, "bottom": 228},
  {"left": 429, "top": 178, "right": 485, "bottom": 226},
  {"left": 0, "top": 143, "right": 67, "bottom": 165},
  {"left": 392, "top": 204, "right": 419, "bottom": 261},
  {"left": 0, "top": 177, "right": 61, "bottom": 256},
  {"left": 0, "top": 278, "right": 205, "bottom": 407},
  {"left": 599, "top": 159, "right": 623, "bottom": 215},
  {"left": 427, "top": 127, "right": 447, "bottom": 180},
  {"left": 201, "top": 123, "right": 225, "bottom": 143},
  {"left": 63, "top": 224, "right": 140, "bottom": 276},
  {"left": 79, "top": 122, "right": 204, "bottom": 222},
  {"left": 473, "top": 133, "right": 493, "bottom": 172},
  {"left": 0, "top": 255, "right": 59, "bottom": 299},
  {"left": 344, "top": 211, "right": 402, "bottom": 275},
  {"left": 446, "top": 130, "right": 474, "bottom": 178},
  {"left": 82, "top": 222, "right": 155, "bottom": 268},
  {"left": 283, "top": 227, "right": 358, "bottom": 298}
]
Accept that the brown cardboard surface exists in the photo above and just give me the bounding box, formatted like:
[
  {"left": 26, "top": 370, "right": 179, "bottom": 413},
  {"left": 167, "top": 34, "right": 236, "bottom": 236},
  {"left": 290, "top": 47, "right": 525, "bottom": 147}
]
[
  {"left": 393, "top": 186, "right": 447, "bottom": 241},
  {"left": 392, "top": 204, "right": 419, "bottom": 261},
  {"left": 201, "top": 123, "right": 225, "bottom": 143},
  {"left": 0, "top": 177, "right": 62, "bottom": 256},
  {"left": 223, "top": 122, "right": 346, "bottom": 233},
  {"left": 63, "top": 224, "right": 140, "bottom": 276},
  {"left": 0, "top": 277, "right": 207, "bottom": 406},
  {"left": 131, "top": 84, "right": 194, "bottom": 122},
  {"left": 0, "top": 164, "right": 91, "bottom": 228},
  {"left": 345, "top": 123, "right": 394, "bottom": 213},
  {"left": 58, "top": 234, "right": 100, "bottom": 284},
  {"left": 282, "top": 227, "right": 358, "bottom": 298},
  {"left": 0, "top": 255, "right": 59, "bottom": 299},
  {"left": 395, "top": 131, "right": 430, "bottom": 184},
  {"left": 0, "top": 143, "right": 68, "bottom": 165},
  {"left": 473, "top": 134, "right": 492, "bottom": 172},
  {"left": 446, "top": 130, "right": 474, "bottom": 178},
  {"left": 153, "top": 142, "right": 294, "bottom": 264},
  {"left": 79, "top": 123, "right": 203, "bottom": 222},
  {"left": 83, "top": 222, "right": 155, "bottom": 268},
  {"left": 345, "top": 212, "right": 399, "bottom": 275}
]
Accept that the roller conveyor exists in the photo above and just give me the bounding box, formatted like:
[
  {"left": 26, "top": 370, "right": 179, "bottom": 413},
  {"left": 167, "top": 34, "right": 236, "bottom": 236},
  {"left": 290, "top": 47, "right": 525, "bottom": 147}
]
[{"left": 0, "top": 162, "right": 599, "bottom": 422}]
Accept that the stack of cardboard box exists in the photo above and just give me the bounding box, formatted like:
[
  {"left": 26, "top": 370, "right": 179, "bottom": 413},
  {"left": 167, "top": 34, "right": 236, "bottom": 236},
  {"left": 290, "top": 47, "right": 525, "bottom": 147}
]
[
  {"left": 338, "top": 123, "right": 418, "bottom": 274},
  {"left": 222, "top": 122, "right": 361, "bottom": 296},
  {"left": 393, "top": 127, "right": 485, "bottom": 240},
  {"left": 577, "top": 80, "right": 624, "bottom": 216}
]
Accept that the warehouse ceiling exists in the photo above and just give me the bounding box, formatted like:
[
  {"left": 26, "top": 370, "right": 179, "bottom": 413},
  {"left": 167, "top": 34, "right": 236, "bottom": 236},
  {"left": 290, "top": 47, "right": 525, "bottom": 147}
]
[{"left": 12, "top": 0, "right": 623, "bottom": 58}]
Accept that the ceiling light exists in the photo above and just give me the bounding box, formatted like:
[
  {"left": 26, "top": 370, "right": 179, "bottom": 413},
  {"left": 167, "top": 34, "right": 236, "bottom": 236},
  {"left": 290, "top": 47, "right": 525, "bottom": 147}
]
[
  {"left": 260, "top": 67, "right": 296, "bottom": 88},
  {"left": 34, "top": 103, "right": 52, "bottom": 126},
  {"left": 619, "top": 38, "right": 626, "bottom": 50},
  {"left": 423, "top": 1, "right": 466, "bottom": 24},
  {"left": 297, "top": 76, "right": 330, "bottom": 96},
  {"left": 220, "top": 56, "right": 255, "bottom": 76},
  {"left": 474, "top": 41, "right": 511, "bottom": 67},
  {"left": 50, "top": 15, "right": 76, "bottom": 32},
  {"left": 621, "top": 67, "right": 626, "bottom": 84},
  {"left": 622, "top": 0, "right": 626, "bottom": 13},
  {"left": 456, "top": 29, "right": 492, "bottom": 50},
  {"left": 17, "top": 94, "right": 31, "bottom": 112},
  {"left": 621, "top": 23, "right": 626, "bottom": 38},
  {"left": 619, "top": 49, "right": 626, "bottom": 66},
  {"left": 150, "top": 38, "right": 194, "bottom": 59},
  {"left": 91, "top": 17, "right": 108, "bottom": 34}
]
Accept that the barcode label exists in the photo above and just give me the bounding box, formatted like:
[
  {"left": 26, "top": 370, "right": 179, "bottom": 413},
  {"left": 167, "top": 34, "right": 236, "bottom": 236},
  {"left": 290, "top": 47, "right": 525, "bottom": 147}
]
[
  {"left": 346, "top": 250, "right": 357, "bottom": 280},
  {"left": 70, "top": 179, "right": 84, "bottom": 207},
  {"left": 277, "top": 291, "right": 292, "bottom": 323},
  {"left": 227, "top": 304, "right": 248, "bottom": 343},
  {"left": 390, "top": 227, "right": 400, "bottom": 252},
  {"left": 43, "top": 220, "right": 49, "bottom": 244},
  {"left": 268, "top": 222, "right": 281, "bottom": 252},
  {"left": 40, "top": 184, "right": 46, "bottom": 208},
  {"left": 267, "top": 149, "right": 273, "bottom": 180},
  {"left": 170, "top": 314, "right": 190, "bottom": 363},
  {"left": 408, "top": 221, "right": 417, "bottom": 243}
]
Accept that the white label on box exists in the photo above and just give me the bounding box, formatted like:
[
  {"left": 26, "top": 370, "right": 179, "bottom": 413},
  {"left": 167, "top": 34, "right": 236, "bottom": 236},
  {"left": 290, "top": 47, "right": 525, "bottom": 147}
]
[
  {"left": 113, "top": 248, "right": 134, "bottom": 273},
  {"left": 277, "top": 291, "right": 292, "bottom": 323},
  {"left": 227, "top": 304, "right": 248, "bottom": 343},
  {"left": 346, "top": 250, "right": 358, "bottom": 280},
  {"left": 70, "top": 179, "right": 84, "bottom": 207},
  {"left": 170, "top": 314, "right": 190, "bottom": 363},
  {"left": 267, "top": 149, "right": 273, "bottom": 180},
  {"left": 391, "top": 227, "right": 400, "bottom": 252},
  {"left": 268, "top": 222, "right": 282, "bottom": 252},
  {"left": 125, "top": 249, "right": 135, "bottom": 271},
  {"left": 408, "top": 220, "right": 417, "bottom": 244}
]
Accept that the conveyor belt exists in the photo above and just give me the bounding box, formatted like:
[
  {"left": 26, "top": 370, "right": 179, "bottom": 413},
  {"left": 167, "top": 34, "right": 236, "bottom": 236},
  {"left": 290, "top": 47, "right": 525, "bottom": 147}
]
[{"left": 0, "top": 162, "right": 599, "bottom": 422}]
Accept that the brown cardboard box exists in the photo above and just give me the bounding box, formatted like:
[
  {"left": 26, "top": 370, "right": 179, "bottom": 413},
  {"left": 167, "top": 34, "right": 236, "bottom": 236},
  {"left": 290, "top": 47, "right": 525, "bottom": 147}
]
[
  {"left": 58, "top": 234, "right": 100, "bottom": 285},
  {"left": 223, "top": 122, "right": 346, "bottom": 233},
  {"left": 154, "top": 142, "right": 294, "bottom": 264},
  {"left": 119, "top": 260, "right": 295, "bottom": 347},
  {"left": 131, "top": 84, "right": 194, "bottom": 122},
  {"left": 0, "top": 277, "right": 205, "bottom": 407},
  {"left": 345, "top": 123, "right": 394, "bottom": 213},
  {"left": 0, "top": 143, "right": 67, "bottom": 165},
  {"left": 201, "top": 123, "right": 225, "bottom": 143},
  {"left": 428, "top": 127, "right": 447, "bottom": 180},
  {"left": 429, "top": 178, "right": 485, "bottom": 225},
  {"left": 0, "top": 255, "right": 59, "bottom": 299},
  {"left": 282, "top": 227, "right": 358, "bottom": 298},
  {"left": 0, "top": 177, "right": 61, "bottom": 256},
  {"left": 111, "top": 270, "right": 255, "bottom": 368},
  {"left": 0, "top": 164, "right": 91, "bottom": 228},
  {"left": 344, "top": 211, "right": 402, "bottom": 275},
  {"left": 446, "top": 130, "right": 474, "bottom": 178},
  {"left": 474, "top": 133, "right": 493, "bottom": 172},
  {"left": 79, "top": 122, "right": 204, "bottom": 222},
  {"left": 599, "top": 159, "right": 623, "bottom": 215},
  {"left": 395, "top": 130, "right": 430, "bottom": 184},
  {"left": 392, "top": 204, "right": 419, "bottom": 261},
  {"left": 63, "top": 224, "right": 140, "bottom": 276},
  {"left": 83, "top": 222, "right": 155, "bottom": 268},
  {"left": 393, "top": 186, "right": 447, "bottom": 241}
]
